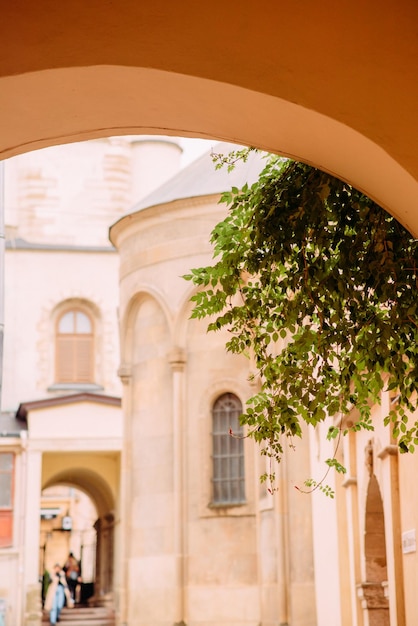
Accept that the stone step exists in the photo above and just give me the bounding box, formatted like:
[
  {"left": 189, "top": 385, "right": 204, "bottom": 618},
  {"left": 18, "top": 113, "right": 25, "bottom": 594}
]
[
  {"left": 42, "top": 606, "right": 114, "bottom": 625},
  {"left": 42, "top": 620, "right": 114, "bottom": 624}
]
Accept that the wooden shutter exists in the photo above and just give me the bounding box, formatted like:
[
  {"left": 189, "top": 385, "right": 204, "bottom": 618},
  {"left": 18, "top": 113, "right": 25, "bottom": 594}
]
[
  {"left": 55, "top": 310, "right": 94, "bottom": 383},
  {"left": 56, "top": 335, "right": 76, "bottom": 382},
  {"left": 75, "top": 335, "right": 94, "bottom": 382}
]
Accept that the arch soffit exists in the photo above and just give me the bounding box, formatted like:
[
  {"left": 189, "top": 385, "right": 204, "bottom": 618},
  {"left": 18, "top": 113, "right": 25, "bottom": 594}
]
[
  {"left": 364, "top": 474, "right": 387, "bottom": 576},
  {"left": 1, "top": 65, "right": 417, "bottom": 235},
  {"left": 172, "top": 283, "right": 200, "bottom": 349},
  {"left": 198, "top": 378, "right": 249, "bottom": 419},
  {"left": 365, "top": 473, "right": 384, "bottom": 516},
  {"left": 121, "top": 288, "right": 173, "bottom": 365},
  {"left": 360, "top": 438, "right": 389, "bottom": 508},
  {"left": 42, "top": 467, "right": 115, "bottom": 518}
]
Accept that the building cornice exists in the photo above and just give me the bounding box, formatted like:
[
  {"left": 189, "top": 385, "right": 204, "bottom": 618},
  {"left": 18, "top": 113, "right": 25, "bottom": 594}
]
[{"left": 16, "top": 392, "right": 121, "bottom": 420}]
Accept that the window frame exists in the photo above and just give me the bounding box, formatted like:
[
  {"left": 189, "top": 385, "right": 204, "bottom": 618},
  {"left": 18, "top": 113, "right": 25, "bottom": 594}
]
[
  {"left": 55, "top": 307, "right": 95, "bottom": 384},
  {"left": 211, "top": 392, "right": 246, "bottom": 507}
]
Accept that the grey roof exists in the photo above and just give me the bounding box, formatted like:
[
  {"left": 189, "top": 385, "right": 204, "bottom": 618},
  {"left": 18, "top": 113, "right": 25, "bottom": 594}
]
[
  {"left": 131, "top": 142, "right": 267, "bottom": 212},
  {"left": 6, "top": 238, "right": 115, "bottom": 253},
  {"left": 0, "top": 412, "right": 27, "bottom": 437}
]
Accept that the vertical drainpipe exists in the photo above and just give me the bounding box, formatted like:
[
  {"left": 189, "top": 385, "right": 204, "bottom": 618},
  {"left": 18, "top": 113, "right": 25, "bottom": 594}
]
[{"left": 0, "top": 159, "right": 4, "bottom": 410}]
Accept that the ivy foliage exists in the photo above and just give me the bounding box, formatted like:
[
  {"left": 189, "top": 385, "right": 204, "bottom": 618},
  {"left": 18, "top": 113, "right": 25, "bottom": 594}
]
[{"left": 184, "top": 152, "right": 418, "bottom": 480}]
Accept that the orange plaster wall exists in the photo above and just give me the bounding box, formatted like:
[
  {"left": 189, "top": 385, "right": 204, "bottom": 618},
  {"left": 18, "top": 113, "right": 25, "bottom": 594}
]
[{"left": 0, "top": 1, "right": 417, "bottom": 231}]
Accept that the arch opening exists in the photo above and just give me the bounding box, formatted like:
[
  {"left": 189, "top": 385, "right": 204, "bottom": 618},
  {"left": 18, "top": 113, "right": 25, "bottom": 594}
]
[
  {"left": 41, "top": 457, "right": 119, "bottom": 610},
  {"left": 1, "top": 64, "right": 417, "bottom": 235},
  {"left": 361, "top": 473, "right": 390, "bottom": 626},
  {"left": 40, "top": 485, "right": 97, "bottom": 606}
]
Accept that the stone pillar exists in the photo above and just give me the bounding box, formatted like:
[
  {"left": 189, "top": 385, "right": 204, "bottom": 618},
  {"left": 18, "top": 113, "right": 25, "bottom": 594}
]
[
  {"left": 117, "top": 363, "right": 132, "bottom": 625},
  {"left": 93, "top": 518, "right": 102, "bottom": 602},
  {"left": 286, "top": 429, "right": 317, "bottom": 626},
  {"left": 122, "top": 296, "right": 173, "bottom": 626},
  {"left": 93, "top": 514, "right": 115, "bottom": 607},
  {"left": 102, "top": 514, "right": 115, "bottom": 598},
  {"left": 377, "top": 443, "right": 405, "bottom": 626},
  {"left": 168, "top": 347, "right": 187, "bottom": 626},
  {"left": 341, "top": 430, "right": 363, "bottom": 626},
  {"left": 357, "top": 581, "right": 389, "bottom": 626},
  {"left": 23, "top": 448, "right": 42, "bottom": 626}
]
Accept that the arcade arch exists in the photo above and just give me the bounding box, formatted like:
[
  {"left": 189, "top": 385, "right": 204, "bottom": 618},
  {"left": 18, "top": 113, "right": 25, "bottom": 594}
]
[
  {"left": 1, "top": 3, "right": 418, "bottom": 234},
  {"left": 1, "top": 6, "right": 418, "bottom": 625},
  {"left": 41, "top": 455, "right": 119, "bottom": 606},
  {"left": 40, "top": 485, "right": 97, "bottom": 604},
  {"left": 361, "top": 474, "right": 390, "bottom": 626}
]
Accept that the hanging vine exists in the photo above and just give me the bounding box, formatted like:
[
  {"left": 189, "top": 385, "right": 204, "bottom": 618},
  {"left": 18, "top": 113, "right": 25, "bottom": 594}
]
[{"left": 184, "top": 151, "right": 418, "bottom": 493}]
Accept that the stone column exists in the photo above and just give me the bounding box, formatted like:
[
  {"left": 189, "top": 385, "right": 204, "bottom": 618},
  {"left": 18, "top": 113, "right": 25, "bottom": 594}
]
[
  {"left": 93, "top": 514, "right": 115, "bottom": 607},
  {"left": 93, "top": 517, "right": 102, "bottom": 602},
  {"left": 102, "top": 513, "right": 115, "bottom": 597},
  {"left": 357, "top": 581, "right": 389, "bottom": 626},
  {"left": 377, "top": 443, "right": 405, "bottom": 626},
  {"left": 168, "top": 347, "right": 187, "bottom": 626},
  {"left": 341, "top": 430, "right": 363, "bottom": 626},
  {"left": 117, "top": 363, "right": 132, "bottom": 625},
  {"left": 23, "top": 448, "right": 42, "bottom": 626}
]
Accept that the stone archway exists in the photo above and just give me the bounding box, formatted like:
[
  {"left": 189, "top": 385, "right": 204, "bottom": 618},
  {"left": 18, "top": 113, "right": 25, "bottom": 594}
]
[
  {"left": 42, "top": 463, "right": 118, "bottom": 609},
  {"left": 1, "top": 2, "right": 418, "bottom": 234},
  {"left": 359, "top": 473, "right": 389, "bottom": 626}
]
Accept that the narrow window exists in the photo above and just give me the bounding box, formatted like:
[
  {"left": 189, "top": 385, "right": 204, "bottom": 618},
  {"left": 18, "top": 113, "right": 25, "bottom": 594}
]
[
  {"left": 55, "top": 309, "right": 94, "bottom": 383},
  {"left": 212, "top": 393, "right": 245, "bottom": 505},
  {"left": 0, "top": 453, "right": 14, "bottom": 548}
]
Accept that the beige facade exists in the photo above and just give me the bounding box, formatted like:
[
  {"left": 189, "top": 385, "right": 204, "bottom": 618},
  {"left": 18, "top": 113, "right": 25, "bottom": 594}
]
[
  {"left": 1, "top": 3, "right": 418, "bottom": 236},
  {"left": 0, "top": 138, "right": 318, "bottom": 626},
  {"left": 109, "top": 149, "right": 319, "bottom": 625},
  {"left": 0, "top": 137, "right": 183, "bottom": 625},
  {"left": 111, "top": 138, "right": 418, "bottom": 626},
  {"left": 0, "top": 5, "right": 418, "bottom": 626},
  {"left": 0, "top": 133, "right": 417, "bottom": 625}
]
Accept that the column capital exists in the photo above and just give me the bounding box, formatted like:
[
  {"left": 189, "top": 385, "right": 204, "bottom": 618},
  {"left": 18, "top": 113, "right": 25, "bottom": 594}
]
[
  {"left": 168, "top": 347, "right": 187, "bottom": 372},
  {"left": 377, "top": 444, "right": 398, "bottom": 460},
  {"left": 117, "top": 363, "right": 132, "bottom": 385},
  {"left": 342, "top": 476, "right": 357, "bottom": 489}
]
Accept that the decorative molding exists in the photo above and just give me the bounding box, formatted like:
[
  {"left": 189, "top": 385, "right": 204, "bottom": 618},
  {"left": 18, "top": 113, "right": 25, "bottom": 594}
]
[
  {"left": 6, "top": 237, "right": 116, "bottom": 253},
  {"left": 377, "top": 445, "right": 398, "bottom": 460},
  {"left": 16, "top": 392, "right": 121, "bottom": 419},
  {"left": 117, "top": 364, "right": 132, "bottom": 385},
  {"left": 365, "top": 439, "right": 374, "bottom": 476},
  {"left": 356, "top": 581, "right": 389, "bottom": 610},
  {"left": 47, "top": 383, "right": 104, "bottom": 392},
  {"left": 168, "top": 347, "right": 187, "bottom": 372},
  {"left": 342, "top": 476, "right": 357, "bottom": 489}
]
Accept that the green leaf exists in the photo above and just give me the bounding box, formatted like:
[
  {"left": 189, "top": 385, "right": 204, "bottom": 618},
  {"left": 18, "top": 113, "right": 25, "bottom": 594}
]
[{"left": 184, "top": 152, "right": 418, "bottom": 489}]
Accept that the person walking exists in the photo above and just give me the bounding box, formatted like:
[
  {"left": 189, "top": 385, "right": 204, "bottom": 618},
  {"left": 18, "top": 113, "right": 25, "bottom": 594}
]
[
  {"left": 63, "top": 552, "right": 81, "bottom": 602},
  {"left": 44, "top": 563, "right": 72, "bottom": 625}
]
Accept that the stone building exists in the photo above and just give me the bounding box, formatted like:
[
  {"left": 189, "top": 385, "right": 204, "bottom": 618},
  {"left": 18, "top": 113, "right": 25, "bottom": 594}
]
[
  {"left": 0, "top": 136, "right": 318, "bottom": 626},
  {"left": 1, "top": 133, "right": 418, "bottom": 626},
  {"left": 0, "top": 136, "right": 182, "bottom": 624},
  {"left": 1, "top": 4, "right": 418, "bottom": 626}
]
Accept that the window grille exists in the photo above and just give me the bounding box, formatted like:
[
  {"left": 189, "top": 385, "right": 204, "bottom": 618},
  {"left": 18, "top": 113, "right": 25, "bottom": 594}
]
[{"left": 212, "top": 393, "right": 245, "bottom": 505}]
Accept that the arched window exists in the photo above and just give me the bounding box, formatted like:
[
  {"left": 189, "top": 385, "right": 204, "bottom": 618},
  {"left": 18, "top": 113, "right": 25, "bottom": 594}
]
[
  {"left": 212, "top": 393, "right": 245, "bottom": 505},
  {"left": 55, "top": 309, "right": 94, "bottom": 383}
]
